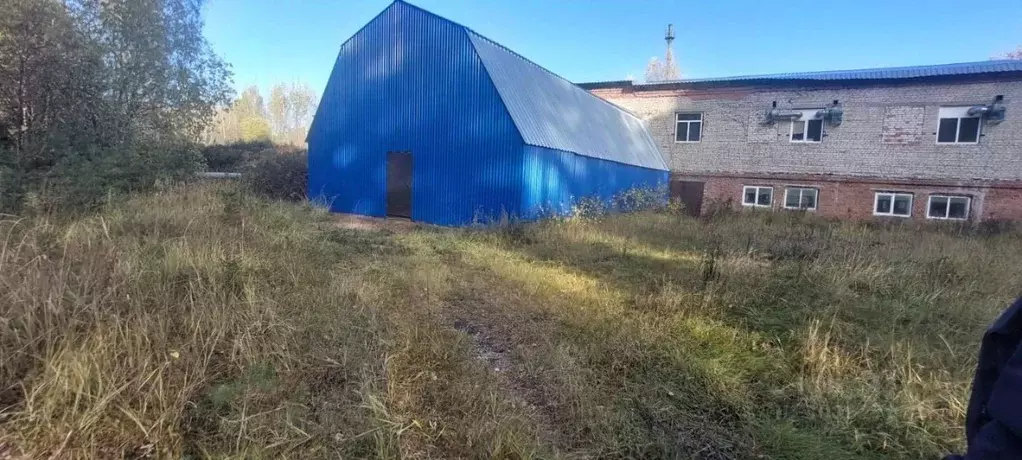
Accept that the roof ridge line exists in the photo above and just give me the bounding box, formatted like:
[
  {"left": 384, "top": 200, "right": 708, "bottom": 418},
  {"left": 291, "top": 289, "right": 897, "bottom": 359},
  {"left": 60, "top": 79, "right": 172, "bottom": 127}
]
[
  {"left": 458, "top": 26, "right": 528, "bottom": 151},
  {"left": 462, "top": 29, "right": 649, "bottom": 125},
  {"left": 392, "top": 0, "right": 668, "bottom": 171},
  {"left": 395, "top": 1, "right": 648, "bottom": 125}
]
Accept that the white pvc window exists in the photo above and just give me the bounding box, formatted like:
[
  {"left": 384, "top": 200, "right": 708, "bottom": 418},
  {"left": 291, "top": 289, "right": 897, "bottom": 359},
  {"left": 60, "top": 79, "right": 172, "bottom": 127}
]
[
  {"left": 784, "top": 187, "right": 818, "bottom": 210},
  {"left": 927, "top": 195, "right": 971, "bottom": 220},
  {"left": 937, "top": 107, "right": 981, "bottom": 144},
  {"left": 675, "top": 113, "right": 703, "bottom": 143},
  {"left": 742, "top": 186, "right": 773, "bottom": 208},
  {"left": 874, "top": 192, "right": 913, "bottom": 217},
  {"left": 790, "top": 110, "right": 824, "bottom": 143}
]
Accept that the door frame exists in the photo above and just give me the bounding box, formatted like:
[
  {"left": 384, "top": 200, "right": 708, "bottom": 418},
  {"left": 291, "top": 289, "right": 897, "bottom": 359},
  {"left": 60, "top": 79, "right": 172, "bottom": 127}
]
[
  {"left": 670, "top": 180, "right": 705, "bottom": 217},
  {"left": 386, "top": 151, "right": 413, "bottom": 218}
]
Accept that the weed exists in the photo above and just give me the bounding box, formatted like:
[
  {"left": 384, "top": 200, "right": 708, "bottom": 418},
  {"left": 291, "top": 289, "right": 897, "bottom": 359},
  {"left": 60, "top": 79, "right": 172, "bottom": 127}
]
[{"left": 1, "top": 183, "right": 1012, "bottom": 459}]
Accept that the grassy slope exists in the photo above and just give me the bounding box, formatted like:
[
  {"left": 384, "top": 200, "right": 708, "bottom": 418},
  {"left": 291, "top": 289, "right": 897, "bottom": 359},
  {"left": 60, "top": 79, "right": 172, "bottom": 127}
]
[{"left": 2, "top": 184, "right": 1018, "bottom": 459}]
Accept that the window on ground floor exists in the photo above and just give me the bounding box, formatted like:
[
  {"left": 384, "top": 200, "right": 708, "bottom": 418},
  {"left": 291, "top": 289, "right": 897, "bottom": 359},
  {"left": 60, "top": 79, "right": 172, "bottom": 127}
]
[
  {"left": 784, "top": 187, "right": 818, "bottom": 210},
  {"left": 742, "top": 185, "right": 773, "bottom": 208},
  {"left": 927, "top": 195, "right": 971, "bottom": 220},
  {"left": 874, "top": 192, "right": 913, "bottom": 217}
]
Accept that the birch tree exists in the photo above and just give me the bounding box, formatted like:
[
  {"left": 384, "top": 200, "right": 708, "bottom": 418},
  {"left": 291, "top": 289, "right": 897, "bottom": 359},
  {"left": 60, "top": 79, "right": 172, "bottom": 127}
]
[{"left": 0, "top": 0, "right": 232, "bottom": 209}]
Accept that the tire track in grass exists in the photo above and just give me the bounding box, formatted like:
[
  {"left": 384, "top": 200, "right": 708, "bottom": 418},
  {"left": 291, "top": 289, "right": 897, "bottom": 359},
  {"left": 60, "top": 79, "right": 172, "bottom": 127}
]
[{"left": 444, "top": 293, "right": 569, "bottom": 456}]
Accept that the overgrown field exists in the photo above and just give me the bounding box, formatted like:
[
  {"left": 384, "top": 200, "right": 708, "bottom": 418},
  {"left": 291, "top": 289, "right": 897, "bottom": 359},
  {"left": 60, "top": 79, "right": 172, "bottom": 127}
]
[{"left": 2, "top": 183, "right": 1018, "bottom": 459}]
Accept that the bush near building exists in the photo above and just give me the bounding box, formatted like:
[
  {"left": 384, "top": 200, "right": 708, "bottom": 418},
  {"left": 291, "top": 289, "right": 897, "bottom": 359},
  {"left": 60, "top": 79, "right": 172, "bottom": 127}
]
[{"left": 242, "top": 149, "right": 308, "bottom": 201}]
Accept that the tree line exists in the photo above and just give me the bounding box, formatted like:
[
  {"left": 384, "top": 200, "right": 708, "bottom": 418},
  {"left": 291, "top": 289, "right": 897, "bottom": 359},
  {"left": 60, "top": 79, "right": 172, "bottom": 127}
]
[{"left": 204, "top": 83, "right": 318, "bottom": 146}]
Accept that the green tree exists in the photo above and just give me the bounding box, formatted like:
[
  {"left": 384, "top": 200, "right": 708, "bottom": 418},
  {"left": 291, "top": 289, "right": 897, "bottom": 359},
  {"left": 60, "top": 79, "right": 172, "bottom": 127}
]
[
  {"left": 0, "top": 0, "right": 233, "bottom": 211},
  {"left": 284, "top": 82, "right": 317, "bottom": 145},
  {"left": 65, "top": 0, "right": 232, "bottom": 142},
  {"left": 233, "top": 86, "right": 266, "bottom": 121},
  {"left": 207, "top": 82, "right": 317, "bottom": 145},
  {"left": 215, "top": 85, "right": 272, "bottom": 142},
  {"left": 267, "top": 84, "right": 290, "bottom": 141},
  {"left": 0, "top": 0, "right": 102, "bottom": 167},
  {"left": 266, "top": 82, "right": 318, "bottom": 145},
  {"left": 239, "top": 116, "right": 271, "bottom": 142}
]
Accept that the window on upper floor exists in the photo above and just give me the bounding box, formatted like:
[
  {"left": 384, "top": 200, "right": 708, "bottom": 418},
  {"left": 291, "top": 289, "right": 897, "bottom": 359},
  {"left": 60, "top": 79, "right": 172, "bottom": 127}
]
[
  {"left": 937, "top": 107, "right": 981, "bottom": 144},
  {"left": 874, "top": 192, "right": 913, "bottom": 217},
  {"left": 927, "top": 195, "right": 971, "bottom": 220},
  {"left": 790, "top": 110, "right": 824, "bottom": 143},
  {"left": 742, "top": 185, "right": 773, "bottom": 208},
  {"left": 675, "top": 113, "right": 702, "bottom": 143},
  {"left": 784, "top": 187, "right": 818, "bottom": 211}
]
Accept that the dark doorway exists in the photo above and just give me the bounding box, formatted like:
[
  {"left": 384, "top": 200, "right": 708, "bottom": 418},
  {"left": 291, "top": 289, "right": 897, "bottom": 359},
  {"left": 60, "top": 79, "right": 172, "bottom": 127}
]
[
  {"left": 387, "top": 151, "right": 412, "bottom": 218},
  {"left": 670, "top": 180, "right": 705, "bottom": 217}
]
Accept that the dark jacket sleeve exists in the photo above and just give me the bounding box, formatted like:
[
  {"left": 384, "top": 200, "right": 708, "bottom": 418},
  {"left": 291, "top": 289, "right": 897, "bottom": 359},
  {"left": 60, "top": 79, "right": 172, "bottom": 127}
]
[{"left": 955, "top": 297, "right": 1022, "bottom": 459}]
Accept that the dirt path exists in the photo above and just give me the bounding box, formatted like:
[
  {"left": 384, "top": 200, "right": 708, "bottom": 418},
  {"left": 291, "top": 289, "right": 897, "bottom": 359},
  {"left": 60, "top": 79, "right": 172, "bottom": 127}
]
[
  {"left": 333, "top": 215, "right": 560, "bottom": 436},
  {"left": 443, "top": 292, "right": 571, "bottom": 454},
  {"left": 331, "top": 213, "right": 421, "bottom": 232}
]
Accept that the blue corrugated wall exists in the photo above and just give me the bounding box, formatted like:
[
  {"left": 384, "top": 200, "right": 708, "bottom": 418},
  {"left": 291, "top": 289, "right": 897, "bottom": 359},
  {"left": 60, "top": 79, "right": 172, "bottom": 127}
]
[
  {"left": 521, "top": 145, "right": 669, "bottom": 219},
  {"left": 307, "top": 2, "right": 523, "bottom": 226}
]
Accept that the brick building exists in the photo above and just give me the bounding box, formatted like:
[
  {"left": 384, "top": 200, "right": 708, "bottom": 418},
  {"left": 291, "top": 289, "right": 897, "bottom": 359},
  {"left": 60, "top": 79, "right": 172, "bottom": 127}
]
[{"left": 579, "top": 60, "right": 1022, "bottom": 222}]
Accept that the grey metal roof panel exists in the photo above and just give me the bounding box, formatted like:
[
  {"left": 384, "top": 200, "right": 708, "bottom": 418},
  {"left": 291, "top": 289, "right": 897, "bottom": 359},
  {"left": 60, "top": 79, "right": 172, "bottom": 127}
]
[
  {"left": 466, "top": 31, "right": 668, "bottom": 171},
  {"left": 642, "top": 60, "right": 1022, "bottom": 85}
]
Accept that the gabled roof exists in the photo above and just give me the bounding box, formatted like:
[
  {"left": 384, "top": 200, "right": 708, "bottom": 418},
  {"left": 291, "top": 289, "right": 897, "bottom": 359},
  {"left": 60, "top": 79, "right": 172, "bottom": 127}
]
[
  {"left": 395, "top": 1, "right": 666, "bottom": 171},
  {"left": 579, "top": 60, "right": 1022, "bottom": 90},
  {"left": 465, "top": 31, "right": 667, "bottom": 171}
]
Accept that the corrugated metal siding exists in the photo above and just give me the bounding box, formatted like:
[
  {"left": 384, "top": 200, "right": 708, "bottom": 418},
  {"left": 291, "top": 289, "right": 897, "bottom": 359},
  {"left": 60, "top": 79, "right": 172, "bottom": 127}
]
[
  {"left": 521, "top": 145, "right": 669, "bottom": 219},
  {"left": 307, "top": 2, "right": 523, "bottom": 226},
  {"left": 467, "top": 32, "right": 668, "bottom": 171},
  {"left": 643, "top": 60, "right": 1022, "bottom": 85}
]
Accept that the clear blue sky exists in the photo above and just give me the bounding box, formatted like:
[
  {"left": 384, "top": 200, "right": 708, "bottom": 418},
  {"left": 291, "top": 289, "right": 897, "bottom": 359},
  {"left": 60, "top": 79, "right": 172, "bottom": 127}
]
[{"left": 203, "top": 0, "right": 1022, "bottom": 96}]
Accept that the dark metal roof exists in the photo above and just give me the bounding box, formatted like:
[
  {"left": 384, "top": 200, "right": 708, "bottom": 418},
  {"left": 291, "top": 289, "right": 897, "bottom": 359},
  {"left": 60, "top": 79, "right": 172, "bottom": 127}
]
[
  {"left": 577, "top": 80, "right": 634, "bottom": 90},
  {"left": 578, "top": 60, "right": 1022, "bottom": 89}
]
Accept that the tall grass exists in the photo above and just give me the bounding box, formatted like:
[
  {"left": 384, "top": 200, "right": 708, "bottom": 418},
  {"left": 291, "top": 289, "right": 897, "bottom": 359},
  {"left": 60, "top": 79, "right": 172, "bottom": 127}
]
[
  {"left": 1, "top": 185, "right": 1014, "bottom": 458},
  {"left": 440, "top": 210, "right": 1015, "bottom": 458},
  {"left": 0, "top": 184, "right": 543, "bottom": 458}
]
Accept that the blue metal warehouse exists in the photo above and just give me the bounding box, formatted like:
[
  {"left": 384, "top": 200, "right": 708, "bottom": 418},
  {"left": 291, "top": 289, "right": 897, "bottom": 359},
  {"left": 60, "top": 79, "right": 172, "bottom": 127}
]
[{"left": 307, "top": 1, "right": 668, "bottom": 226}]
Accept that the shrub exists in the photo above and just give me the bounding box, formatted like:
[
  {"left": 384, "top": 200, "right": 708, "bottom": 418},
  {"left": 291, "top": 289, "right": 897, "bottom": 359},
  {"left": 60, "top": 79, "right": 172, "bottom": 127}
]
[
  {"left": 572, "top": 196, "right": 609, "bottom": 220},
  {"left": 977, "top": 219, "right": 1017, "bottom": 237},
  {"left": 1, "top": 142, "right": 202, "bottom": 214},
  {"left": 0, "top": 165, "right": 26, "bottom": 214},
  {"left": 570, "top": 186, "right": 668, "bottom": 221},
  {"left": 613, "top": 186, "right": 668, "bottom": 212},
  {"left": 243, "top": 150, "right": 308, "bottom": 201},
  {"left": 200, "top": 141, "right": 275, "bottom": 172},
  {"left": 665, "top": 197, "right": 687, "bottom": 215},
  {"left": 42, "top": 142, "right": 203, "bottom": 212},
  {"left": 701, "top": 198, "right": 737, "bottom": 219}
]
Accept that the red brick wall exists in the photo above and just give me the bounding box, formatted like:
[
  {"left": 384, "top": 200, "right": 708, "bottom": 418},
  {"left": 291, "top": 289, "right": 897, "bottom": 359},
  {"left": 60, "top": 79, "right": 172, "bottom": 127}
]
[
  {"left": 673, "top": 173, "right": 1022, "bottom": 222},
  {"left": 984, "top": 188, "right": 1022, "bottom": 221}
]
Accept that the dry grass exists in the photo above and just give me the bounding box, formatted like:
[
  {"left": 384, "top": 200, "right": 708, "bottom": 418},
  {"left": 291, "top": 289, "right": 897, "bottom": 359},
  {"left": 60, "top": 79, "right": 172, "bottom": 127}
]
[{"left": 1, "top": 184, "right": 1016, "bottom": 459}]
